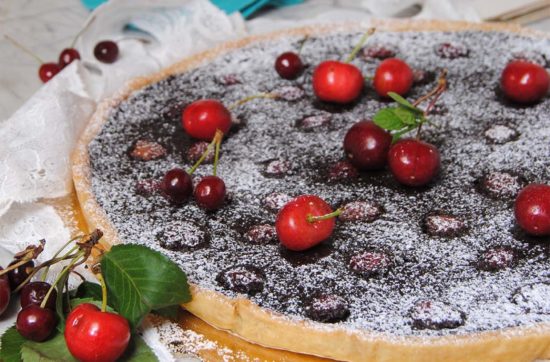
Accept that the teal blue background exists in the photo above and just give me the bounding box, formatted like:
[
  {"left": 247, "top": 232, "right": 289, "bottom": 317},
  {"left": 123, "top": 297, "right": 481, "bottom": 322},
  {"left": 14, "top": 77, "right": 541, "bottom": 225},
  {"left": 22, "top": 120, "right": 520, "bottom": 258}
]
[{"left": 80, "top": 0, "right": 303, "bottom": 18}]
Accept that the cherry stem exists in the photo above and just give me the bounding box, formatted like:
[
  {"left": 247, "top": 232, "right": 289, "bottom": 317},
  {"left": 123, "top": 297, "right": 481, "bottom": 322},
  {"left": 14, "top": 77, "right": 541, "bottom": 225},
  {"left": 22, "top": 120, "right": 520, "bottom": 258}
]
[
  {"left": 41, "top": 235, "right": 83, "bottom": 282},
  {"left": 412, "top": 69, "right": 448, "bottom": 139},
  {"left": 187, "top": 130, "right": 224, "bottom": 175},
  {"left": 0, "top": 258, "right": 31, "bottom": 277},
  {"left": 345, "top": 27, "right": 375, "bottom": 63},
  {"left": 70, "top": 15, "right": 96, "bottom": 48},
  {"left": 40, "top": 250, "right": 85, "bottom": 309},
  {"left": 297, "top": 35, "right": 309, "bottom": 55},
  {"left": 96, "top": 272, "right": 108, "bottom": 313},
  {"left": 228, "top": 93, "right": 278, "bottom": 111},
  {"left": 213, "top": 132, "right": 223, "bottom": 177},
  {"left": 4, "top": 35, "right": 44, "bottom": 64},
  {"left": 13, "top": 252, "right": 80, "bottom": 293},
  {"left": 307, "top": 209, "right": 342, "bottom": 223}
]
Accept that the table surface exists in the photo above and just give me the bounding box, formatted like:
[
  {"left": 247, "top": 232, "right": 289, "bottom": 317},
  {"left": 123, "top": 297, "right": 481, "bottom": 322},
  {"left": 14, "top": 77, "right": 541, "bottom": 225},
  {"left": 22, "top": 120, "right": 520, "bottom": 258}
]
[{"left": 1, "top": 0, "right": 550, "bottom": 122}]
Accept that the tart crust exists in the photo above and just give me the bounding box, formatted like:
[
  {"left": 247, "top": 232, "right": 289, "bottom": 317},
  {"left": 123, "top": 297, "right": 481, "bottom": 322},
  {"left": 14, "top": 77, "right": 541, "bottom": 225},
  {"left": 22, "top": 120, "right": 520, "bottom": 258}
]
[{"left": 72, "top": 19, "right": 550, "bottom": 362}]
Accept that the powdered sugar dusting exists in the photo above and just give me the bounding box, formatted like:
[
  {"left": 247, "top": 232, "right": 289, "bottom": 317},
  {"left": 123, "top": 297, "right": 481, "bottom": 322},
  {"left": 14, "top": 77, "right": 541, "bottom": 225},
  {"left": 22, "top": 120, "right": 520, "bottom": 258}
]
[{"left": 88, "top": 29, "right": 550, "bottom": 338}]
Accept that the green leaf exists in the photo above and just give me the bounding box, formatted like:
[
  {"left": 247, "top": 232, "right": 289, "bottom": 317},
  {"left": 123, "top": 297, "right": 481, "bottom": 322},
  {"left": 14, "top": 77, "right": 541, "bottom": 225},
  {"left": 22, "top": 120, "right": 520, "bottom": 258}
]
[
  {"left": 55, "top": 272, "right": 70, "bottom": 332},
  {"left": 387, "top": 92, "right": 423, "bottom": 114},
  {"left": 101, "top": 244, "right": 191, "bottom": 330},
  {"left": 119, "top": 335, "right": 158, "bottom": 362},
  {"left": 75, "top": 281, "right": 103, "bottom": 301},
  {"left": 152, "top": 305, "right": 180, "bottom": 320},
  {"left": 393, "top": 107, "right": 418, "bottom": 126},
  {"left": 373, "top": 108, "right": 405, "bottom": 130},
  {"left": 20, "top": 332, "right": 77, "bottom": 362},
  {"left": 1, "top": 326, "right": 25, "bottom": 362},
  {"left": 391, "top": 125, "right": 416, "bottom": 143}
]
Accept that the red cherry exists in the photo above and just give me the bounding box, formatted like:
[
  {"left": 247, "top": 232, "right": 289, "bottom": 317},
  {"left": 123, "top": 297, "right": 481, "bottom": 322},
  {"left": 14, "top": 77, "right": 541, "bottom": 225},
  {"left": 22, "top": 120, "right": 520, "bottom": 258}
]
[
  {"left": 94, "top": 40, "right": 119, "bottom": 63},
  {"left": 20, "top": 281, "right": 56, "bottom": 310},
  {"left": 275, "top": 52, "right": 304, "bottom": 80},
  {"left": 38, "top": 63, "right": 61, "bottom": 83},
  {"left": 312, "top": 61, "right": 364, "bottom": 104},
  {"left": 373, "top": 58, "right": 414, "bottom": 98},
  {"left": 275, "top": 195, "right": 336, "bottom": 251},
  {"left": 16, "top": 305, "right": 56, "bottom": 342},
  {"left": 388, "top": 138, "right": 440, "bottom": 187},
  {"left": 65, "top": 303, "right": 130, "bottom": 362},
  {"left": 182, "top": 100, "right": 232, "bottom": 141},
  {"left": 0, "top": 268, "right": 10, "bottom": 316},
  {"left": 514, "top": 184, "right": 550, "bottom": 236},
  {"left": 194, "top": 176, "right": 226, "bottom": 210},
  {"left": 501, "top": 61, "right": 549, "bottom": 104},
  {"left": 58, "top": 48, "right": 81, "bottom": 68},
  {"left": 162, "top": 168, "right": 193, "bottom": 204},
  {"left": 343, "top": 120, "right": 392, "bottom": 170}
]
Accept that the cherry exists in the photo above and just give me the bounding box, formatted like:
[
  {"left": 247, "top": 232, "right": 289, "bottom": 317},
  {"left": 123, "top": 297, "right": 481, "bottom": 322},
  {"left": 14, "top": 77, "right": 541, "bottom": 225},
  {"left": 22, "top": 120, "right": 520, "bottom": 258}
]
[
  {"left": 161, "top": 168, "right": 193, "bottom": 204},
  {"left": 38, "top": 63, "right": 61, "bottom": 83},
  {"left": 182, "top": 99, "right": 232, "bottom": 141},
  {"left": 8, "top": 260, "right": 34, "bottom": 291},
  {"left": 500, "top": 61, "right": 549, "bottom": 104},
  {"left": 312, "top": 61, "right": 364, "bottom": 104},
  {"left": 514, "top": 184, "right": 550, "bottom": 236},
  {"left": 388, "top": 138, "right": 440, "bottom": 187},
  {"left": 275, "top": 52, "right": 304, "bottom": 80},
  {"left": 275, "top": 195, "right": 337, "bottom": 251},
  {"left": 0, "top": 268, "right": 10, "bottom": 316},
  {"left": 343, "top": 120, "right": 392, "bottom": 170},
  {"left": 65, "top": 303, "right": 130, "bottom": 362},
  {"left": 373, "top": 58, "right": 414, "bottom": 98},
  {"left": 94, "top": 40, "right": 119, "bottom": 64},
  {"left": 58, "top": 48, "right": 80, "bottom": 68},
  {"left": 21, "top": 281, "right": 57, "bottom": 310},
  {"left": 16, "top": 305, "right": 56, "bottom": 342},
  {"left": 194, "top": 176, "right": 226, "bottom": 210}
]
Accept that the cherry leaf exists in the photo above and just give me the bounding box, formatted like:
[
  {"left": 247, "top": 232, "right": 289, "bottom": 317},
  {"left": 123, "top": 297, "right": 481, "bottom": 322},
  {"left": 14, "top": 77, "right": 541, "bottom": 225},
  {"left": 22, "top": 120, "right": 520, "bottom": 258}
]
[
  {"left": 387, "top": 92, "right": 422, "bottom": 113},
  {"left": 101, "top": 244, "right": 191, "bottom": 330},
  {"left": 20, "top": 332, "right": 76, "bottom": 362},
  {"left": 0, "top": 326, "right": 25, "bottom": 362},
  {"left": 393, "top": 107, "right": 418, "bottom": 126},
  {"left": 373, "top": 108, "right": 405, "bottom": 130}
]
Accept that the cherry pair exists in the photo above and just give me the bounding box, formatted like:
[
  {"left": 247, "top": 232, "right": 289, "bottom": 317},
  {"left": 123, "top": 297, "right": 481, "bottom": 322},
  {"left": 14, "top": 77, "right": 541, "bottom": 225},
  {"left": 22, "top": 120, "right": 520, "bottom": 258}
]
[{"left": 344, "top": 121, "right": 439, "bottom": 187}]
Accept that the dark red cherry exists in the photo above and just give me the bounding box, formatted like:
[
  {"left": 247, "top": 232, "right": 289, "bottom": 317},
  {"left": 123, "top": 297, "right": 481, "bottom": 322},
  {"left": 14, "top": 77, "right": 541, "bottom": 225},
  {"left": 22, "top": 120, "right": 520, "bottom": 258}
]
[
  {"left": 194, "top": 176, "right": 226, "bottom": 210},
  {"left": 21, "top": 281, "right": 56, "bottom": 310},
  {"left": 343, "top": 120, "right": 392, "bottom": 170},
  {"left": 275, "top": 52, "right": 304, "bottom": 80},
  {"left": 373, "top": 58, "right": 414, "bottom": 98},
  {"left": 8, "top": 260, "right": 34, "bottom": 291},
  {"left": 500, "top": 61, "right": 549, "bottom": 104},
  {"left": 275, "top": 195, "right": 336, "bottom": 251},
  {"left": 388, "top": 138, "right": 440, "bottom": 187},
  {"left": 58, "top": 48, "right": 81, "bottom": 68},
  {"left": 161, "top": 168, "right": 193, "bottom": 204},
  {"left": 0, "top": 268, "right": 10, "bottom": 316},
  {"left": 182, "top": 99, "right": 232, "bottom": 141},
  {"left": 16, "top": 305, "right": 56, "bottom": 342},
  {"left": 94, "top": 40, "right": 119, "bottom": 63},
  {"left": 312, "top": 61, "right": 364, "bottom": 104},
  {"left": 514, "top": 184, "right": 550, "bottom": 236},
  {"left": 38, "top": 63, "right": 61, "bottom": 83}
]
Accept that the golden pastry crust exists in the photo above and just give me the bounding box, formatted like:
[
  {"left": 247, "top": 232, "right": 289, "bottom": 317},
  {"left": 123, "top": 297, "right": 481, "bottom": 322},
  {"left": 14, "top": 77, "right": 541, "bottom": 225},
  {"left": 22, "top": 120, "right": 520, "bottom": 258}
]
[{"left": 72, "top": 19, "right": 550, "bottom": 362}]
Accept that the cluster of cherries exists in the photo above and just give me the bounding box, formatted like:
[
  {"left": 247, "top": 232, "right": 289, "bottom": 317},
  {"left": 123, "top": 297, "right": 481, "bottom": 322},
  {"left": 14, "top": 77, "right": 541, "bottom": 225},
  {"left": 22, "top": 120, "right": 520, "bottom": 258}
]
[
  {"left": 271, "top": 30, "right": 550, "bottom": 251},
  {"left": 6, "top": 31, "right": 120, "bottom": 83},
  {"left": 161, "top": 100, "right": 231, "bottom": 210},
  {"left": 0, "top": 232, "right": 131, "bottom": 362}
]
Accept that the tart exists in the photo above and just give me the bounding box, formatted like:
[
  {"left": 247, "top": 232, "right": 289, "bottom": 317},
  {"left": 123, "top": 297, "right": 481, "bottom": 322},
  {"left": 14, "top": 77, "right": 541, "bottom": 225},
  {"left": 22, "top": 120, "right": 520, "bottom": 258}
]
[{"left": 72, "top": 20, "right": 550, "bottom": 361}]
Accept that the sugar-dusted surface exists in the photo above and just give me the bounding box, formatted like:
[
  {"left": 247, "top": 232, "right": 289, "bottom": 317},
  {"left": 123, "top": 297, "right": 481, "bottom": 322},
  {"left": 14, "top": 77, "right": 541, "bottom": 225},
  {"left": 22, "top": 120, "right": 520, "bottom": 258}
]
[{"left": 88, "top": 30, "right": 550, "bottom": 337}]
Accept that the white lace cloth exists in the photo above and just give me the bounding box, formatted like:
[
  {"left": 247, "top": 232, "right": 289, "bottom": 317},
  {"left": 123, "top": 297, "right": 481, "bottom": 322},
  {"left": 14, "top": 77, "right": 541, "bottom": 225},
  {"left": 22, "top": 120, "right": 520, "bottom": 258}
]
[{"left": 0, "top": 0, "right": 476, "bottom": 360}]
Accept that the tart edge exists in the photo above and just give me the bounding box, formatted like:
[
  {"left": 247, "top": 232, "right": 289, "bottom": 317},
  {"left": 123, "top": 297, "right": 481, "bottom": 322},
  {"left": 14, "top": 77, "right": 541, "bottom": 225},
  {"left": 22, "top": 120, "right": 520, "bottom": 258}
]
[{"left": 71, "top": 19, "right": 550, "bottom": 362}]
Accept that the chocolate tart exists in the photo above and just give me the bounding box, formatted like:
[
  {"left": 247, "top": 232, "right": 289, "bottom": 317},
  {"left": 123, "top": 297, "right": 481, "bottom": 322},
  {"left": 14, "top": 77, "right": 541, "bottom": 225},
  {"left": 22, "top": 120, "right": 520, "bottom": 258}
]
[{"left": 72, "top": 20, "right": 550, "bottom": 361}]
